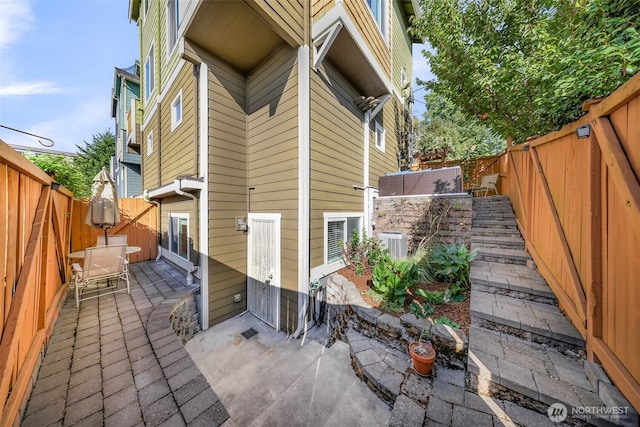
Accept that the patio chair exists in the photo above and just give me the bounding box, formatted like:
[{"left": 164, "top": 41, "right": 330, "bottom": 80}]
[
  {"left": 96, "top": 234, "right": 127, "bottom": 246},
  {"left": 72, "top": 244, "right": 130, "bottom": 307},
  {"left": 96, "top": 234, "right": 129, "bottom": 273},
  {"left": 470, "top": 173, "right": 500, "bottom": 197}
]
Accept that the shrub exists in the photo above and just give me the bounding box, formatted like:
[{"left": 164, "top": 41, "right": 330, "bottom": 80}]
[
  {"left": 429, "top": 243, "right": 477, "bottom": 287},
  {"left": 343, "top": 229, "right": 389, "bottom": 276},
  {"left": 414, "top": 288, "right": 444, "bottom": 306},
  {"left": 371, "top": 258, "right": 419, "bottom": 305},
  {"left": 433, "top": 316, "right": 461, "bottom": 329}
]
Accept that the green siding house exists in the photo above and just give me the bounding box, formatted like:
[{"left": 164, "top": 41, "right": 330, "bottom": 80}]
[{"left": 111, "top": 62, "right": 142, "bottom": 197}]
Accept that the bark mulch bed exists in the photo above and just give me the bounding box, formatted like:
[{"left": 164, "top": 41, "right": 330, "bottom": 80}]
[{"left": 337, "top": 267, "right": 471, "bottom": 336}]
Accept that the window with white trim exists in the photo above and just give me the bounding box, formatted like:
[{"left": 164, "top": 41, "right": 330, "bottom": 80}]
[
  {"left": 144, "top": 45, "right": 155, "bottom": 101},
  {"left": 170, "top": 90, "right": 182, "bottom": 131},
  {"left": 146, "top": 131, "right": 153, "bottom": 156},
  {"left": 366, "top": 0, "right": 387, "bottom": 39},
  {"left": 401, "top": 68, "right": 408, "bottom": 87},
  {"left": 169, "top": 213, "right": 189, "bottom": 260},
  {"left": 167, "top": 0, "right": 179, "bottom": 55},
  {"left": 325, "top": 214, "right": 362, "bottom": 265},
  {"left": 375, "top": 121, "right": 385, "bottom": 152}
]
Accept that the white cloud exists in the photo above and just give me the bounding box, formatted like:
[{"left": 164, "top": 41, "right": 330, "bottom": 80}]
[
  {"left": 0, "top": 95, "right": 113, "bottom": 153},
  {"left": 0, "top": 0, "right": 33, "bottom": 51},
  {"left": 0, "top": 81, "right": 62, "bottom": 96}
]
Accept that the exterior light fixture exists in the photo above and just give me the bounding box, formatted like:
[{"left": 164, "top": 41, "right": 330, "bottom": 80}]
[{"left": 576, "top": 124, "right": 591, "bottom": 139}]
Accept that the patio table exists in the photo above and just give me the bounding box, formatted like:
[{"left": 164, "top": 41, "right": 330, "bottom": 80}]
[{"left": 67, "top": 246, "right": 141, "bottom": 260}]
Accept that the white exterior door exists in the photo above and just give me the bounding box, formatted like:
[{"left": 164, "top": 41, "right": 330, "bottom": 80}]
[{"left": 247, "top": 213, "right": 281, "bottom": 329}]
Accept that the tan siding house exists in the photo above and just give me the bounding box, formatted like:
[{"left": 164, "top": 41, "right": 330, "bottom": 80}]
[{"left": 129, "top": 0, "right": 418, "bottom": 334}]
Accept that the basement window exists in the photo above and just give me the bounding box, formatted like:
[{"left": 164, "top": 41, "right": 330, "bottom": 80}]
[
  {"left": 169, "top": 213, "right": 189, "bottom": 260},
  {"left": 324, "top": 213, "right": 362, "bottom": 265}
]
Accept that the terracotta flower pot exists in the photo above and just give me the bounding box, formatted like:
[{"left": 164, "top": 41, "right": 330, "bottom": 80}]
[{"left": 409, "top": 341, "right": 436, "bottom": 377}]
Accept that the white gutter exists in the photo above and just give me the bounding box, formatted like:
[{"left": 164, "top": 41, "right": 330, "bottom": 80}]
[
  {"left": 146, "top": 177, "right": 204, "bottom": 198},
  {"left": 292, "top": 44, "right": 311, "bottom": 339},
  {"left": 363, "top": 110, "right": 371, "bottom": 237}
]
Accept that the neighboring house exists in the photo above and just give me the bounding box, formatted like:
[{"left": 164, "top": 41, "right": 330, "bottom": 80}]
[
  {"left": 128, "top": 0, "right": 420, "bottom": 333},
  {"left": 111, "top": 62, "right": 143, "bottom": 197}
]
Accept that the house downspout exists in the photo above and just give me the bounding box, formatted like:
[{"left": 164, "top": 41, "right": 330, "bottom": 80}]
[
  {"left": 292, "top": 0, "right": 311, "bottom": 339},
  {"left": 174, "top": 179, "right": 198, "bottom": 286},
  {"left": 363, "top": 110, "right": 371, "bottom": 236}
]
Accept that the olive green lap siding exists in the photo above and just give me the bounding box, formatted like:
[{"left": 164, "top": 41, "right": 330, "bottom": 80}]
[
  {"left": 205, "top": 55, "right": 249, "bottom": 328},
  {"left": 247, "top": 46, "right": 299, "bottom": 332},
  {"left": 309, "top": 63, "right": 365, "bottom": 269},
  {"left": 159, "top": 62, "right": 198, "bottom": 181},
  {"left": 142, "top": 111, "right": 159, "bottom": 189}
]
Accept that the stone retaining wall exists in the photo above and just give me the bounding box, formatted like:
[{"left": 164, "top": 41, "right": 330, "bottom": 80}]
[
  {"left": 325, "top": 274, "right": 468, "bottom": 368},
  {"left": 169, "top": 291, "right": 200, "bottom": 344},
  {"left": 374, "top": 194, "right": 472, "bottom": 252}
]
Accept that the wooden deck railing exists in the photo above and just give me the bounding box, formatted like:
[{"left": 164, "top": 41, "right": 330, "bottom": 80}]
[
  {"left": 476, "top": 74, "right": 640, "bottom": 412},
  {"left": 0, "top": 140, "right": 74, "bottom": 426}
]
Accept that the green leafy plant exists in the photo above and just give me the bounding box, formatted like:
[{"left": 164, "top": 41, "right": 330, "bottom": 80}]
[
  {"left": 372, "top": 259, "right": 419, "bottom": 305},
  {"left": 343, "top": 229, "right": 389, "bottom": 276},
  {"left": 410, "top": 301, "right": 435, "bottom": 319},
  {"left": 443, "top": 284, "right": 465, "bottom": 303},
  {"left": 429, "top": 244, "right": 477, "bottom": 287},
  {"left": 415, "top": 288, "right": 444, "bottom": 306},
  {"left": 433, "top": 316, "right": 461, "bottom": 329}
]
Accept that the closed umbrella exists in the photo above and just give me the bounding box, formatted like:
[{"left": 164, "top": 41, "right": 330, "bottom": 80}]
[{"left": 86, "top": 167, "right": 120, "bottom": 244}]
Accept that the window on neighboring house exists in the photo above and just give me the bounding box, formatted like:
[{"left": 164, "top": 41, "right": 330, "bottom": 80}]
[
  {"left": 144, "top": 45, "right": 155, "bottom": 101},
  {"left": 171, "top": 90, "right": 182, "bottom": 131},
  {"left": 325, "top": 214, "right": 362, "bottom": 265},
  {"left": 146, "top": 131, "right": 153, "bottom": 156},
  {"left": 366, "top": 0, "right": 387, "bottom": 38},
  {"left": 375, "top": 121, "right": 385, "bottom": 152},
  {"left": 169, "top": 213, "right": 189, "bottom": 260},
  {"left": 167, "top": 0, "right": 179, "bottom": 54}
]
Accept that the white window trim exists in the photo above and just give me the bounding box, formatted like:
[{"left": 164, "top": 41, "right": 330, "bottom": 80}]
[
  {"left": 401, "top": 68, "right": 407, "bottom": 87},
  {"left": 170, "top": 90, "right": 183, "bottom": 131},
  {"left": 169, "top": 212, "right": 190, "bottom": 261},
  {"left": 375, "top": 121, "right": 386, "bottom": 152},
  {"left": 323, "top": 212, "right": 363, "bottom": 272},
  {"left": 365, "top": 0, "right": 389, "bottom": 43},
  {"left": 146, "top": 131, "right": 153, "bottom": 157},
  {"left": 144, "top": 43, "right": 155, "bottom": 102},
  {"left": 166, "top": 0, "right": 179, "bottom": 58}
]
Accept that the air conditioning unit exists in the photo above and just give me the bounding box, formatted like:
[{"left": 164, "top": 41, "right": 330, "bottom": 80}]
[{"left": 378, "top": 233, "right": 408, "bottom": 259}]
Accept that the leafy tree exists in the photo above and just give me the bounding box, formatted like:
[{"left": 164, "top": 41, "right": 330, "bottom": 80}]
[
  {"left": 411, "top": 0, "right": 640, "bottom": 143},
  {"left": 415, "top": 91, "right": 505, "bottom": 160},
  {"left": 74, "top": 130, "right": 116, "bottom": 194},
  {"left": 25, "top": 153, "right": 91, "bottom": 198}
]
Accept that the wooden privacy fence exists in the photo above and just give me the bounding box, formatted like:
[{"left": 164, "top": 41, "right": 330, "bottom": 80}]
[
  {"left": 0, "top": 140, "right": 74, "bottom": 426},
  {"left": 474, "top": 74, "right": 640, "bottom": 411},
  {"left": 70, "top": 198, "right": 158, "bottom": 264}
]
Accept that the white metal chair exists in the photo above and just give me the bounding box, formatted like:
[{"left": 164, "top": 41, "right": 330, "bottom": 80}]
[
  {"left": 72, "top": 244, "right": 130, "bottom": 307},
  {"left": 470, "top": 173, "right": 500, "bottom": 197},
  {"left": 97, "top": 234, "right": 129, "bottom": 273}
]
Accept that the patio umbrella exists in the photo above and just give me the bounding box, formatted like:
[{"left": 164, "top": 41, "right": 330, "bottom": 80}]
[{"left": 85, "top": 167, "right": 120, "bottom": 244}]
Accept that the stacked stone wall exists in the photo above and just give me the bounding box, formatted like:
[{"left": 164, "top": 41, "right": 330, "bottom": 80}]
[
  {"left": 374, "top": 194, "right": 472, "bottom": 252},
  {"left": 169, "top": 292, "right": 200, "bottom": 343}
]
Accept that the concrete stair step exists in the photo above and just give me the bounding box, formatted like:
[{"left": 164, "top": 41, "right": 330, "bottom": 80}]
[
  {"left": 470, "top": 260, "right": 555, "bottom": 300},
  {"left": 470, "top": 289, "right": 585, "bottom": 349},
  {"left": 473, "top": 247, "right": 532, "bottom": 265},
  {"left": 471, "top": 235, "right": 524, "bottom": 249},
  {"left": 467, "top": 325, "right": 636, "bottom": 427},
  {"left": 472, "top": 219, "right": 518, "bottom": 229}
]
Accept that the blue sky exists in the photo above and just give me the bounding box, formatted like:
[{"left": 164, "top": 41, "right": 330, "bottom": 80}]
[{"left": 0, "top": 0, "right": 431, "bottom": 154}]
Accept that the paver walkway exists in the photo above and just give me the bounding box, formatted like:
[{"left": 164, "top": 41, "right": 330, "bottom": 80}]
[{"left": 22, "top": 260, "right": 229, "bottom": 427}]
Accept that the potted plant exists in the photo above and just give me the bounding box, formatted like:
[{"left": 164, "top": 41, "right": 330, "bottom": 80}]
[
  {"left": 409, "top": 302, "right": 436, "bottom": 376},
  {"left": 409, "top": 329, "right": 436, "bottom": 376}
]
